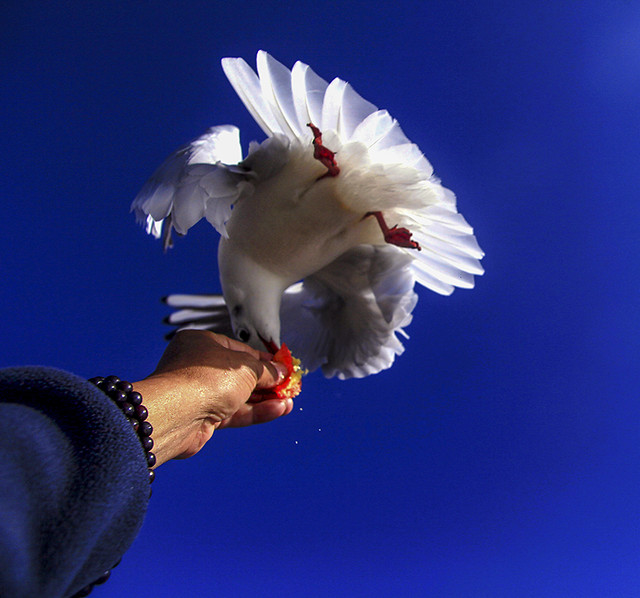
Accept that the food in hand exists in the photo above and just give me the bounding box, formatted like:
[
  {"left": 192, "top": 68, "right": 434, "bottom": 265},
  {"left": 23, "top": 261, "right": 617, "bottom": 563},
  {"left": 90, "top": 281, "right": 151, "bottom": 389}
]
[{"left": 271, "top": 343, "right": 304, "bottom": 400}]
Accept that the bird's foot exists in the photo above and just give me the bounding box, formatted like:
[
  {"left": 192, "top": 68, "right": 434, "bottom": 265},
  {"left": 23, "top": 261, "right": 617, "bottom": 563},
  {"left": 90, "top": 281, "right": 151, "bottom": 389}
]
[
  {"left": 365, "top": 211, "right": 421, "bottom": 250},
  {"left": 307, "top": 123, "right": 340, "bottom": 179}
]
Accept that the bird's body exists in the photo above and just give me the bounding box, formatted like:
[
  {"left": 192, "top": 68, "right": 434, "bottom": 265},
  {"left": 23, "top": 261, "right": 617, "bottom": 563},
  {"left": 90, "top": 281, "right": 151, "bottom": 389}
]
[
  {"left": 132, "top": 51, "right": 484, "bottom": 379},
  {"left": 221, "top": 139, "right": 377, "bottom": 283}
]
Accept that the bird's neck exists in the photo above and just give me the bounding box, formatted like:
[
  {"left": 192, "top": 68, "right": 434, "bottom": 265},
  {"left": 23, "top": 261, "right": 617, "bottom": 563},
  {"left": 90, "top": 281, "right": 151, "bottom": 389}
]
[{"left": 218, "top": 238, "right": 285, "bottom": 347}]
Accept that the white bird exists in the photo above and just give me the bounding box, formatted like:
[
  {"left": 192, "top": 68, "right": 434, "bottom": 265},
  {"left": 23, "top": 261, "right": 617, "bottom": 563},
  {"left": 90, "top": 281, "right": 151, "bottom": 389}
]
[{"left": 132, "top": 51, "right": 484, "bottom": 379}]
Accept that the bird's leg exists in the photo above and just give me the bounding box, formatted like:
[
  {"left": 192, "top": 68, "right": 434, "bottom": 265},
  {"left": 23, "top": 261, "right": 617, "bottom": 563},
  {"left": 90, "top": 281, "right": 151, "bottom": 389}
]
[
  {"left": 364, "top": 211, "right": 421, "bottom": 251},
  {"left": 307, "top": 123, "right": 340, "bottom": 179}
]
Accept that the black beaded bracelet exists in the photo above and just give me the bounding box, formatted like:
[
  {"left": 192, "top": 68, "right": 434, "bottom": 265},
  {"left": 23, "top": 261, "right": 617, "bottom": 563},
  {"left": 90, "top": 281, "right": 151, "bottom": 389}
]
[
  {"left": 70, "top": 376, "right": 156, "bottom": 598},
  {"left": 88, "top": 375, "right": 156, "bottom": 485}
]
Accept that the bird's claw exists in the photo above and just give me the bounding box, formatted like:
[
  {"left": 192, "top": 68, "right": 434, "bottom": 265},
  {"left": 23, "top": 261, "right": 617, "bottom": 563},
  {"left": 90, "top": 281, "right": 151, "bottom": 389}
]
[
  {"left": 307, "top": 123, "right": 340, "bottom": 178},
  {"left": 365, "top": 211, "right": 421, "bottom": 251},
  {"left": 384, "top": 225, "right": 421, "bottom": 250}
]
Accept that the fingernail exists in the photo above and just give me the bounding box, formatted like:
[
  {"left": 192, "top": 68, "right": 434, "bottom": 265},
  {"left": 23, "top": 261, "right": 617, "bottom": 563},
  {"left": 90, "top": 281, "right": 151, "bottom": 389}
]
[{"left": 272, "top": 361, "right": 288, "bottom": 383}]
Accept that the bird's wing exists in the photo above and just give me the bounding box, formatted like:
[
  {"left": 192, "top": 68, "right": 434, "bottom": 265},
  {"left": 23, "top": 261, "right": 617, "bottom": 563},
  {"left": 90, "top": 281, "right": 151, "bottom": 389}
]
[
  {"left": 162, "top": 294, "right": 234, "bottom": 339},
  {"left": 222, "top": 51, "right": 429, "bottom": 173},
  {"left": 222, "top": 51, "right": 380, "bottom": 145},
  {"left": 131, "top": 125, "right": 246, "bottom": 247},
  {"left": 220, "top": 52, "right": 484, "bottom": 296},
  {"left": 402, "top": 198, "right": 485, "bottom": 295},
  {"left": 280, "top": 245, "right": 418, "bottom": 379}
]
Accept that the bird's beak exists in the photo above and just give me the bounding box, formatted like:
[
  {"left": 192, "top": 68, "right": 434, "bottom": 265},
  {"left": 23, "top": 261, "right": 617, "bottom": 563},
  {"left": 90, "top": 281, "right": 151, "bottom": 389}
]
[{"left": 258, "top": 333, "right": 279, "bottom": 355}]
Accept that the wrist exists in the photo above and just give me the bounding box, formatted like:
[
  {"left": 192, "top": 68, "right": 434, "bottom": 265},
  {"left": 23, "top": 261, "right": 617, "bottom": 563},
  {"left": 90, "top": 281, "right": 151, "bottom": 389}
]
[{"left": 132, "top": 373, "right": 206, "bottom": 466}]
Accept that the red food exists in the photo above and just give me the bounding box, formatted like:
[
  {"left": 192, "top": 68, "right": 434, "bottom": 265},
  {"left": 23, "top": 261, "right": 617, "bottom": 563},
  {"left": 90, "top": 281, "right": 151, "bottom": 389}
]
[{"left": 267, "top": 343, "right": 304, "bottom": 400}]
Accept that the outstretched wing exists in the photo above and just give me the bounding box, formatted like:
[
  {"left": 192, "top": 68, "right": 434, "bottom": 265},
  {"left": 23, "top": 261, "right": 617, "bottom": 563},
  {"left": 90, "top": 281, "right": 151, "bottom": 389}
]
[
  {"left": 401, "top": 197, "right": 485, "bottom": 295},
  {"left": 280, "top": 245, "right": 418, "bottom": 379},
  {"left": 131, "top": 125, "right": 246, "bottom": 248},
  {"left": 221, "top": 52, "right": 430, "bottom": 172},
  {"left": 221, "top": 52, "right": 484, "bottom": 295}
]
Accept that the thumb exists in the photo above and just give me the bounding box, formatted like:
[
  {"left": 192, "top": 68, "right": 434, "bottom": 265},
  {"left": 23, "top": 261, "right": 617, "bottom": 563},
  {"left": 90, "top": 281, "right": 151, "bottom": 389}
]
[{"left": 256, "top": 359, "right": 289, "bottom": 390}]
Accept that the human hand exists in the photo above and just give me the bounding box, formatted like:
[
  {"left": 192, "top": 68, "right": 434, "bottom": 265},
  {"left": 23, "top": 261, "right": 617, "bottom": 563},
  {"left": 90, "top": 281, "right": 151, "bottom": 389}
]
[{"left": 132, "top": 330, "right": 294, "bottom": 466}]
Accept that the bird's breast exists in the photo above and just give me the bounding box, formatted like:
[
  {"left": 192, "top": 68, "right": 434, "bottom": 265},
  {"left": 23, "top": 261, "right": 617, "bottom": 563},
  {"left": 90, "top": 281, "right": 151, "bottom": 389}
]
[{"left": 224, "top": 168, "right": 381, "bottom": 284}]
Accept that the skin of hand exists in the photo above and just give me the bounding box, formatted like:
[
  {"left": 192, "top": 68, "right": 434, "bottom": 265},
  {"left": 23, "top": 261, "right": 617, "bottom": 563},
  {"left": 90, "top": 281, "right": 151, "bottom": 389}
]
[{"left": 131, "top": 330, "right": 293, "bottom": 467}]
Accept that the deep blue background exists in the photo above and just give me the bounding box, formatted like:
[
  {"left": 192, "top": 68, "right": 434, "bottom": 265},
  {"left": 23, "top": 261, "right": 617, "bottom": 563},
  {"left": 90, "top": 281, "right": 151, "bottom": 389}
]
[{"left": 2, "top": 2, "right": 638, "bottom": 596}]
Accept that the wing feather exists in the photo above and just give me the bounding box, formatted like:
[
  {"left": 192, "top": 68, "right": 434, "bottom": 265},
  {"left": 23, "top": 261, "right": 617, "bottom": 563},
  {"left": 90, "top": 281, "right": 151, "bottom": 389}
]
[
  {"left": 414, "top": 222, "right": 485, "bottom": 259},
  {"left": 280, "top": 246, "right": 417, "bottom": 379},
  {"left": 131, "top": 126, "right": 245, "bottom": 242},
  {"left": 256, "top": 51, "right": 302, "bottom": 139},
  {"left": 291, "top": 61, "right": 329, "bottom": 133},
  {"left": 337, "top": 82, "right": 378, "bottom": 140},
  {"left": 372, "top": 143, "right": 433, "bottom": 174},
  {"left": 162, "top": 294, "right": 234, "bottom": 337},
  {"left": 321, "top": 78, "right": 348, "bottom": 135},
  {"left": 221, "top": 57, "right": 283, "bottom": 136},
  {"left": 165, "top": 294, "right": 227, "bottom": 308}
]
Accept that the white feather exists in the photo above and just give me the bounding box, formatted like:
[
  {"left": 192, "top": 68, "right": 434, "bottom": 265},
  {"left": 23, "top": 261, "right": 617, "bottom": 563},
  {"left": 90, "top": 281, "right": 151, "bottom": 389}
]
[
  {"left": 291, "top": 61, "right": 328, "bottom": 133},
  {"left": 221, "top": 57, "right": 283, "bottom": 136},
  {"left": 337, "top": 82, "right": 378, "bottom": 141},
  {"left": 256, "top": 51, "right": 302, "bottom": 139},
  {"left": 131, "top": 126, "right": 244, "bottom": 239},
  {"left": 134, "top": 51, "right": 485, "bottom": 379},
  {"left": 164, "top": 294, "right": 227, "bottom": 308}
]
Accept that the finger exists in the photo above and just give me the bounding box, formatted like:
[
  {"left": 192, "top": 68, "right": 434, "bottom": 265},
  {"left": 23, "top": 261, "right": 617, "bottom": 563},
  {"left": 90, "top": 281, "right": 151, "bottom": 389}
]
[
  {"left": 205, "top": 330, "right": 276, "bottom": 361},
  {"left": 255, "top": 359, "right": 289, "bottom": 390},
  {"left": 217, "top": 398, "right": 293, "bottom": 428},
  {"left": 212, "top": 333, "right": 281, "bottom": 377},
  {"left": 209, "top": 332, "right": 265, "bottom": 359}
]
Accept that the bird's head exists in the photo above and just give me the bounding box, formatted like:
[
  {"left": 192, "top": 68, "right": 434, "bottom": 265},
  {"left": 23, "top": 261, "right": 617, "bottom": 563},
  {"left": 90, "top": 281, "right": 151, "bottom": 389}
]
[
  {"left": 218, "top": 239, "right": 285, "bottom": 353},
  {"left": 227, "top": 301, "right": 281, "bottom": 353}
]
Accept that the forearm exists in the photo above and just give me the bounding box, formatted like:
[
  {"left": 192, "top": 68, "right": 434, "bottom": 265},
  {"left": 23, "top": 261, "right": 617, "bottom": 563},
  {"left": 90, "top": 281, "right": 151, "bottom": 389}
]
[{"left": 0, "top": 367, "right": 149, "bottom": 597}]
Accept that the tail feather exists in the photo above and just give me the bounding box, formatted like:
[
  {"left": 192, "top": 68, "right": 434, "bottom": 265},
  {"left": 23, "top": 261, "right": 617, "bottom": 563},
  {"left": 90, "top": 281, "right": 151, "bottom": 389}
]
[{"left": 162, "top": 294, "right": 233, "bottom": 338}]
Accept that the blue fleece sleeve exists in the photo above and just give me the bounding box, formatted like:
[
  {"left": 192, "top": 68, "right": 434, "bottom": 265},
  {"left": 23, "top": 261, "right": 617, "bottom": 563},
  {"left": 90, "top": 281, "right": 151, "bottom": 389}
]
[{"left": 0, "top": 366, "right": 150, "bottom": 598}]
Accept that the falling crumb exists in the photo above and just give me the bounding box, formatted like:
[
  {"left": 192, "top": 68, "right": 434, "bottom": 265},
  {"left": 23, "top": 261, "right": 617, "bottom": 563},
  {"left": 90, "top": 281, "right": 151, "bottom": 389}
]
[
  {"left": 299, "top": 407, "right": 303, "bottom": 411},
  {"left": 318, "top": 428, "right": 322, "bottom": 432},
  {"left": 295, "top": 441, "right": 299, "bottom": 445}
]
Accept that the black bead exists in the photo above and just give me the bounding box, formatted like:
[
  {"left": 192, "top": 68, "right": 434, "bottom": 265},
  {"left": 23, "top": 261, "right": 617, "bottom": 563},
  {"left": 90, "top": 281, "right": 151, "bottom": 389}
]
[
  {"left": 128, "top": 391, "right": 142, "bottom": 406},
  {"left": 72, "top": 584, "right": 94, "bottom": 597},
  {"left": 116, "top": 380, "right": 133, "bottom": 393},
  {"left": 120, "top": 402, "right": 135, "bottom": 418},
  {"left": 89, "top": 375, "right": 156, "bottom": 497},
  {"left": 94, "top": 570, "right": 111, "bottom": 585},
  {"left": 139, "top": 421, "right": 153, "bottom": 437},
  {"left": 135, "top": 404, "right": 148, "bottom": 421},
  {"left": 102, "top": 381, "right": 117, "bottom": 394},
  {"left": 108, "top": 389, "right": 128, "bottom": 403}
]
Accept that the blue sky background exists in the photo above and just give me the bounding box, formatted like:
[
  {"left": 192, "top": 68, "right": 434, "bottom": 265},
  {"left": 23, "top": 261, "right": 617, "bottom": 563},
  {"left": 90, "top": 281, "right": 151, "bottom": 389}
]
[{"left": 2, "top": 2, "right": 639, "bottom": 596}]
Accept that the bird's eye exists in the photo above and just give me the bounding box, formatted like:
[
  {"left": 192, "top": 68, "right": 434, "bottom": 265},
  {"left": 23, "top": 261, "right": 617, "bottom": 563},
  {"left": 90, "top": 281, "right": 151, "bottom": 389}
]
[{"left": 237, "top": 328, "right": 251, "bottom": 343}]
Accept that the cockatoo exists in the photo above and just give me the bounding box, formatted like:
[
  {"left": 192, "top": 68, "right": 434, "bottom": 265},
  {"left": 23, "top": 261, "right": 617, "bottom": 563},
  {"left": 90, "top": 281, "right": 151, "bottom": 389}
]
[{"left": 132, "top": 51, "right": 484, "bottom": 379}]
